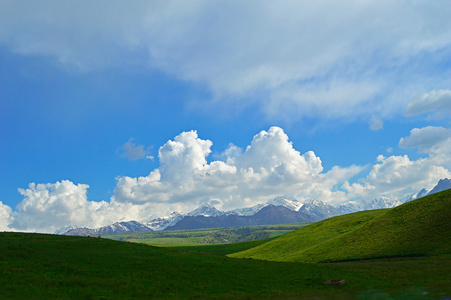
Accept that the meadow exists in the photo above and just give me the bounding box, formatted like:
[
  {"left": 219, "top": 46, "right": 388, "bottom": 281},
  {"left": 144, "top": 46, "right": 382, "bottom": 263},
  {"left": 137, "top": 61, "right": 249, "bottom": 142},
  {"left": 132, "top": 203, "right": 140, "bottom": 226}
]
[
  {"left": 104, "top": 223, "right": 309, "bottom": 246},
  {"left": 231, "top": 189, "right": 451, "bottom": 262},
  {"left": 0, "top": 190, "right": 450, "bottom": 299}
]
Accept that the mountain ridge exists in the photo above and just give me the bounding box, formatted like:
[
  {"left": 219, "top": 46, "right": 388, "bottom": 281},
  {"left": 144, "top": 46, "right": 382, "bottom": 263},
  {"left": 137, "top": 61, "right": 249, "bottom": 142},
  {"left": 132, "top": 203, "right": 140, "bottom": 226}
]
[
  {"left": 60, "top": 178, "right": 451, "bottom": 236},
  {"left": 230, "top": 188, "right": 451, "bottom": 262}
]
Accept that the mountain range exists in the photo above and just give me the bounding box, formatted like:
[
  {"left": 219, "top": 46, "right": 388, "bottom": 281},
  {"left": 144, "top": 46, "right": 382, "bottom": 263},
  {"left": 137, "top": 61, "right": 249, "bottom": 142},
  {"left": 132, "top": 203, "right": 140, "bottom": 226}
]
[{"left": 61, "top": 178, "right": 451, "bottom": 236}]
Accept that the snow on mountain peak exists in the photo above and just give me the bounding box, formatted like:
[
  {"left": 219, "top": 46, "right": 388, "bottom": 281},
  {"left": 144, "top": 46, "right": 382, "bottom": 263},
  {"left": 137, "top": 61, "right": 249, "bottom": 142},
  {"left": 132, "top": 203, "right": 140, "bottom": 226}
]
[
  {"left": 188, "top": 203, "right": 225, "bottom": 217},
  {"left": 363, "top": 196, "right": 402, "bottom": 210},
  {"left": 267, "top": 196, "right": 303, "bottom": 211},
  {"left": 54, "top": 224, "right": 79, "bottom": 235}
]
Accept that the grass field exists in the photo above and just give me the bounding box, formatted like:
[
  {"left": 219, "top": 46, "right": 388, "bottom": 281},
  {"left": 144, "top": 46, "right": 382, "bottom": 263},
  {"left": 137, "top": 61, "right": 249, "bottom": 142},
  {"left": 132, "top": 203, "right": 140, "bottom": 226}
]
[
  {"left": 1, "top": 232, "right": 450, "bottom": 299},
  {"left": 1, "top": 190, "right": 450, "bottom": 299},
  {"left": 104, "top": 223, "right": 309, "bottom": 246},
  {"left": 230, "top": 189, "right": 451, "bottom": 263}
]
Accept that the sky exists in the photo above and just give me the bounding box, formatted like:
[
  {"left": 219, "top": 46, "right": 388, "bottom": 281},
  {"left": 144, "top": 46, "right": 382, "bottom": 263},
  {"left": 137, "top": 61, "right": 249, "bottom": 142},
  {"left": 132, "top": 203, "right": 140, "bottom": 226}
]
[{"left": 1, "top": 0, "right": 451, "bottom": 233}]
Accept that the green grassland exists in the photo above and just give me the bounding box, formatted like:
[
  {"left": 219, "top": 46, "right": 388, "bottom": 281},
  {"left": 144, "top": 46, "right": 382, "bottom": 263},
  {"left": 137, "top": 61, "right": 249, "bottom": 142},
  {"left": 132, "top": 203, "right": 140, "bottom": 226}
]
[
  {"left": 104, "top": 223, "right": 309, "bottom": 246},
  {"left": 1, "top": 232, "right": 450, "bottom": 299},
  {"left": 230, "top": 189, "right": 451, "bottom": 263},
  {"left": 171, "top": 237, "right": 275, "bottom": 255},
  {"left": 1, "top": 190, "right": 450, "bottom": 299}
]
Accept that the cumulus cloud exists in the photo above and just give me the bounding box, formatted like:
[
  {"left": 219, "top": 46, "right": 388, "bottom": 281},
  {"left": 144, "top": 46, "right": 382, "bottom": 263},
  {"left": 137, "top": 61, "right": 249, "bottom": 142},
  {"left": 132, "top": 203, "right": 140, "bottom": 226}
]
[
  {"left": 113, "top": 127, "right": 350, "bottom": 212},
  {"left": 406, "top": 90, "right": 451, "bottom": 119},
  {"left": 8, "top": 180, "right": 164, "bottom": 233},
  {"left": 0, "top": 201, "right": 13, "bottom": 231},
  {"left": 344, "top": 127, "right": 451, "bottom": 200},
  {"left": 118, "top": 138, "right": 152, "bottom": 161},
  {"left": 11, "top": 181, "right": 99, "bottom": 233},
  {"left": 6, "top": 126, "right": 451, "bottom": 232},
  {"left": 1, "top": 1, "right": 450, "bottom": 120}
]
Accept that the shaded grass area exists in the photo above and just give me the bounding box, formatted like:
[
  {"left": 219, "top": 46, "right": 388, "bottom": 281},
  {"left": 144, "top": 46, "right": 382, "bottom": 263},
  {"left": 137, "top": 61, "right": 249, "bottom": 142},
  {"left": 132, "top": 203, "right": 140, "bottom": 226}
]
[
  {"left": 231, "top": 189, "right": 451, "bottom": 263},
  {"left": 170, "top": 238, "right": 275, "bottom": 255},
  {"left": 1, "top": 232, "right": 450, "bottom": 299},
  {"left": 104, "top": 223, "right": 309, "bottom": 246}
]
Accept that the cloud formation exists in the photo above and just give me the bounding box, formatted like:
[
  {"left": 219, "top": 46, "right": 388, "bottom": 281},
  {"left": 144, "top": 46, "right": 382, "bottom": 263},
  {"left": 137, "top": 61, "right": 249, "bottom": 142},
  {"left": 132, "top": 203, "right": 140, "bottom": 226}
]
[
  {"left": 1, "top": 1, "right": 450, "bottom": 121},
  {"left": 406, "top": 90, "right": 451, "bottom": 119},
  {"left": 370, "top": 115, "right": 384, "bottom": 131},
  {"left": 118, "top": 138, "right": 152, "bottom": 161},
  {"left": 112, "top": 127, "right": 336, "bottom": 213},
  {"left": 0, "top": 201, "right": 12, "bottom": 231},
  {"left": 3, "top": 126, "right": 451, "bottom": 233},
  {"left": 343, "top": 154, "right": 451, "bottom": 200}
]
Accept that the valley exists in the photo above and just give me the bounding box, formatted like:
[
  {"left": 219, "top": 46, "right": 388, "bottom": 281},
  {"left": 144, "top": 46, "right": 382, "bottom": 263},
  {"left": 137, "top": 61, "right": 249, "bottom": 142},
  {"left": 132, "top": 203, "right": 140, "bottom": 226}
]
[
  {"left": 0, "top": 189, "right": 450, "bottom": 299},
  {"left": 103, "top": 223, "right": 310, "bottom": 245}
]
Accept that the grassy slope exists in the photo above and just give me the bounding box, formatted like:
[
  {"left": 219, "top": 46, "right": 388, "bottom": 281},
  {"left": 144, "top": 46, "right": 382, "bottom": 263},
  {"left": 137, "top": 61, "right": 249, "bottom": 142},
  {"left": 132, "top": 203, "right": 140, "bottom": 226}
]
[
  {"left": 231, "top": 189, "right": 451, "bottom": 263},
  {"left": 1, "top": 232, "right": 450, "bottom": 299}
]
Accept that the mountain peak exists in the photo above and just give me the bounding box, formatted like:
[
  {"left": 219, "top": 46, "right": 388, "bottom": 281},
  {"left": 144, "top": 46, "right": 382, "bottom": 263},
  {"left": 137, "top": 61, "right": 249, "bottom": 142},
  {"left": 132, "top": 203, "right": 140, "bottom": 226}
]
[
  {"left": 427, "top": 178, "right": 451, "bottom": 196},
  {"left": 267, "top": 196, "right": 303, "bottom": 211},
  {"left": 188, "top": 203, "right": 225, "bottom": 217}
]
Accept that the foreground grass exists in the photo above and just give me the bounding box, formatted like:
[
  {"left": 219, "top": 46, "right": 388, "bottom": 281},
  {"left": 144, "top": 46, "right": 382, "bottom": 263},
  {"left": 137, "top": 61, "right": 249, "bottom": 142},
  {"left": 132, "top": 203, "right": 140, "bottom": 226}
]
[
  {"left": 231, "top": 189, "right": 451, "bottom": 263},
  {"left": 1, "top": 232, "right": 450, "bottom": 299}
]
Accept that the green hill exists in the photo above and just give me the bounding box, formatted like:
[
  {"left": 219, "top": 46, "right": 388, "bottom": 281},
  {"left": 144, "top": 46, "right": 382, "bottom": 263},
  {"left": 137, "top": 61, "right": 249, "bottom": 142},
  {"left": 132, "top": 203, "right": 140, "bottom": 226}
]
[{"left": 230, "top": 189, "right": 451, "bottom": 263}]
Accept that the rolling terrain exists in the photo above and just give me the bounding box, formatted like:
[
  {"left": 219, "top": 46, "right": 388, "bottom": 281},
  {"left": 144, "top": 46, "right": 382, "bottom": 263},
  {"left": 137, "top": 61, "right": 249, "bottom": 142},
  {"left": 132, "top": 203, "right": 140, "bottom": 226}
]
[
  {"left": 1, "top": 189, "right": 450, "bottom": 299},
  {"left": 230, "top": 189, "right": 451, "bottom": 262},
  {"left": 1, "top": 232, "right": 450, "bottom": 299}
]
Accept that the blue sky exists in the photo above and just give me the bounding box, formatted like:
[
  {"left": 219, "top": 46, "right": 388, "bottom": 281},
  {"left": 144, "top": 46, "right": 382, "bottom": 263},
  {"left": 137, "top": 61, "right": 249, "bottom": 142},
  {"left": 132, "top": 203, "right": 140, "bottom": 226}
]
[{"left": 0, "top": 0, "right": 450, "bottom": 233}]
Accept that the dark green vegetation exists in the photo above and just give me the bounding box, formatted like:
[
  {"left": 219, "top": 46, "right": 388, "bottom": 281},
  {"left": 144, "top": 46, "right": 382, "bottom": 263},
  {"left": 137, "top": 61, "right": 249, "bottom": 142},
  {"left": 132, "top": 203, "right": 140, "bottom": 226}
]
[
  {"left": 104, "top": 223, "right": 309, "bottom": 246},
  {"left": 171, "top": 237, "right": 275, "bottom": 255},
  {"left": 1, "top": 190, "right": 450, "bottom": 299},
  {"left": 1, "top": 232, "right": 450, "bottom": 299},
  {"left": 231, "top": 189, "right": 451, "bottom": 262}
]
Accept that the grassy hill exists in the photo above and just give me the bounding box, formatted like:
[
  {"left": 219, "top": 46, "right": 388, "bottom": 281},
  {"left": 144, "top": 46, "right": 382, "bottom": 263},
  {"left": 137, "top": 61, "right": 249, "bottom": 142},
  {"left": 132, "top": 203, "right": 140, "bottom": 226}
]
[
  {"left": 1, "top": 232, "right": 450, "bottom": 299},
  {"left": 230, "top": 189, "right": 451, "bottom": 263},
  {"left": 1, "top": 190, "right": 450, "bottom": 298}
]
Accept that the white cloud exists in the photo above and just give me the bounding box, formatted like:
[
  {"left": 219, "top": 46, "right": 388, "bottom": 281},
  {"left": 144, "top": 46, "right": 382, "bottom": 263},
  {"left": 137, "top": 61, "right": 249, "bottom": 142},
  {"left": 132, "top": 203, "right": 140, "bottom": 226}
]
[
  {"left": 12, "top": 181, "right": 99, "bottom": 232},
  {"left": 118, "top": 138, "right": 152, "bottom": 161},
  {"left": 344, "top": 154, "right": 451, "bottom": 200},
  {"left": 113, "top": 127, "right": 350, "bottom": 212},
  {"left": 406, "top": 90, "right": 451, "bottom": 119},
  {"left": 370, "top": 115, "right": 384, "bottom": 131},
  {"left": 0, "top": 201, "right": 13, "bottom": 231},
  {"left": 344, "top": 126, "right": 451, "bottom": 201},
  {"left": 1, "top": 1, "right": 450, "bottom": 121},
  {"left": 9, "top": 180, "right": 162, "bottom": 233},
  {"left": 6, "top": 126, "right": 451, "bottom": 232},
  {"left": 399, "top": 126, "right": 451, "bottom": 154}
]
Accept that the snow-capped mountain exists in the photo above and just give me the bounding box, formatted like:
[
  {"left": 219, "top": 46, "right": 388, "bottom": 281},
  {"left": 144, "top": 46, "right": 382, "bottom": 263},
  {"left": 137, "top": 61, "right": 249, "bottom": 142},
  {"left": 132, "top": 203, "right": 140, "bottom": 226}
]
[
  {"left": 337, "top": 201, "right": 362, "bottom": 215},
  {"left": 298, "top": 200, "right": 342, "bottom": 220},
  {"left": 144, "top": 212, "right": 184, "bottom": 231},
  {"left": 230, "top": 196, "right": 302, "bottom": 216},
  {"left": 230, "top": 203, "right": 266, "bottom": 216},
  {"left": 267, "top": 196, "right": 304, "bottom": 211},
  {"left": 363, "top": 196, "right": 402, "bottom": 210},
  {"left": 54, "top": 224, "right": 79, "bottom": 235},
  {"left": 187, "top": 203, "right": 226, "bottom": 217},
  {"left": 427, "top": 178, "right": 451, "bottom": 195},
  {"left": 96, "top": 221, "right": 151, "bottom": 235},
  {"left": 64, "top": 220, "right": 152, "bottom": 236},
  {"left": 403, "top": 188, "right": 430, "bottom": 203},
  {"left": 58, "top": 178, "right": 451, "bottom": 235}
]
